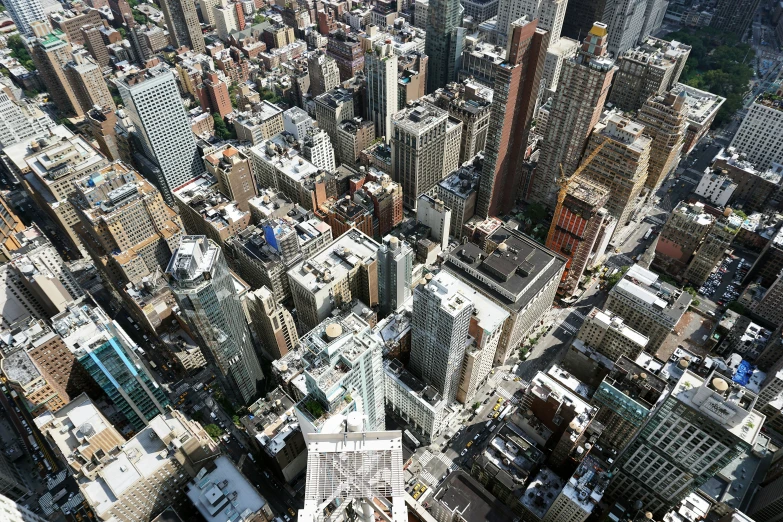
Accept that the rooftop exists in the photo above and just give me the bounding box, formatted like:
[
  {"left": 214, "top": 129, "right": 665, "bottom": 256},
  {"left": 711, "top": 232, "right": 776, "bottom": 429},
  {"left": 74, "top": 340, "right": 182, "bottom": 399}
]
[
  {"left": 187, "top": 456, "right": 268, "bottom": 522},
  {"left": 520, "top": 467, "right": 564, "bottom": 519},
  {"left": 586, "top": 308, "right": 649, "bottom": 347},
  {"left": 243, "top": 387, "right": 301, "bottom": 457},
  {"left": 612, "top": 264, "right": 692, "bottom": 324},
  {"left": 567, "top": 176, "right": 610, "bottom": 207},
  {"left": 434, "top": 470, "right": 515, "bottom": 522},
  {"left": 392, "top": 101, "right": 449, "bottom": 134},
  {"left": 670, "top": 83, "right": 726, "bottom": 125},
  {"left": 385, "top": 359, "right": 444, "bottom": 409},
  {"left": 558, "top": 455, "right": 610, "bottom": 515}
]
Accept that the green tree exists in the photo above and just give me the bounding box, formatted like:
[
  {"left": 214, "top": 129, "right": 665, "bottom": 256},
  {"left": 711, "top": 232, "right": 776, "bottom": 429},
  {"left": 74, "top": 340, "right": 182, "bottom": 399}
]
[
  {"left": 204, "top": 424, "right": 223, "bottom": 439},
  {"left": 213, "top": 113, "right": 235, "bottom": 140},
  {"left": 727, "top": 301, "right": 747, "bottom": 314},
  {"left": 526, "top": 202, "right": 547, "bottom": 224},
  {"left": 253, "top": 14, "right": 267, "bottom": 24},
  {"left": 7, "top": 34, "right": 35, "bottom": 71},
  {"left": 607, "top": 266, "right": 630, "bottom": 289},
  {"left": 472, "top": 402, "right": 481, "bottom": 411},
  {"left": 118, "top": 27, "right": 127, "bottom": 38},
  {"left": 232, "top": 414, "right": 240, "bottom": 426}
]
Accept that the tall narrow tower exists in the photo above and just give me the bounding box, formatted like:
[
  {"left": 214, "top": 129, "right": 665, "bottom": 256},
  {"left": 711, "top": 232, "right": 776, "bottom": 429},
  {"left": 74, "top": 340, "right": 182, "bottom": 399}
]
[
  {"left": 476, "top": 17, "right": 548, "bottom": 218},
  {"left": 159, "top": 0, "right": 206, "bottom": 53},
  {"left": 530, "top": 22, "right": 617, "bottom": 209},
  {"left": 425, "top": 0, "right": 465, "bottom": 92},
  {"left": 167, "top": 236, "right": 264, "bottom": 405},
  {"left": 365, "top": 41, "right": 399, "bottom": 142}
]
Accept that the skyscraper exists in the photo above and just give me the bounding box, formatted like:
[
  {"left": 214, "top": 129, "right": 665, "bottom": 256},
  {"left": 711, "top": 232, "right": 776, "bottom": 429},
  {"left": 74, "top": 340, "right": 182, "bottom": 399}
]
[
  {"left": 167, "top": 236, "right": 264, "bottom": 405},
  {"left": 637, "top": 91, "right": 688, "bottom": 194},
  {"left": 608, "top": 370, "right": 765, "bottom": 516},
  {"left": 477, "top": 17, "right": 548, "bottom": 217},
  {"left": 117, "top": 64, "right": 202, "bottom": 204},
  {"left": 159, "top": 0, "right": 206, "bottom": 53},
  {"left": 711, "top": 0, "right": 761, "bottom": 38},
  {"left": 425, "top": 0, "right": 465, "bottom": 91},
  {"left": 65, "top": 53, "right": 116, "bottom": 115},
  {"left": 3, "top": 0, "right": 45, "bottom": 36},
  {"left": 245, "top": 286, "right": 299, "bottom": 360},
  {"left": 308, "top": 51, "right": 340, "bottom": 97},
  {"left": 378, "top": 235, "right": 413, "bottom": 316},
  {"left": 29, "top": 30, "right": 83, "bottom": 117},
  {"left": 365, "top": 41, "right": 399, "bottom": 142},
  {"left": 0, "top": 492, "right": 47, "bottom": 522},
  {"left": 409, "top": 270, "right": 474, "bottom": 402},
  {"left": 495, "top": 0, "right": 566, "bottom": 47},
  {"left": 730, "top": 93, "right": 783, "bottom": 170},
  {"left": 530, "top": 23, "right": 616, "bottom": 209}
]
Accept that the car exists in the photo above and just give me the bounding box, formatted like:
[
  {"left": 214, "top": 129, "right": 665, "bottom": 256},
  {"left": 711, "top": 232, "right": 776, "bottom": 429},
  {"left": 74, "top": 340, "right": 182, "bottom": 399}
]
[
  {"left": 288, "top": 508, "right": 296, "bottom": 518},
  {"left": 414, "top": 484, "right": 421, "bottom": 492},
  {"left": 496, "top": 397, "right": 504, "bottom": 404},
  {"left": 413, "top": 491, "right": 421, "bottom": 500},
  {"left": 461, "top": 449, "right": 468, "bottom": 456},
  {"left": 717, "top": 301, "right": 725, "bottom": 306},
  {"left": 283, "top": 516, "right": 291, "bottom": 522},
  {"left": 421, "top": 486, "right": 428, "bottom": 493},
  {"left": 466, "top": 441, "right": 473, "bottom": 448},
  {"left": 493, "top": 412, "right": 500, "bottom": 418},
  {"left": 493, "top": 404, "right": 500, "bottom": 411},
  {"left": 707, "top": 311, "right": 716, "bottom": 316}
]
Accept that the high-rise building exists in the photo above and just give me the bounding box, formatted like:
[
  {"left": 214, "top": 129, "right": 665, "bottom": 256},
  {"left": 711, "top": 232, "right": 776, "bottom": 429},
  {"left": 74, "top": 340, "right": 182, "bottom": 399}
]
[
  {"left": 391, "top": 101, "right": 462, "bottom": 209},
  {"left": 637, "top": 91, "right": 688, "bottom": 194},
  {"left": 477, "top": 17, "right": 548, "bottom": 217},
  {"left": 117, "top": 64, "right": 202, "bottom": 204},
  {"left": 531, "top": 23, "right": 616, "bottom": 209},
  {"left": 0, "top": 89, "right": 54, "bottom": 150},
  {"left": 730, "top": 93, "right": 783, "bottom": 170},
  {"left": 605, "top": 264, "right": 691, "bottom": 352},
  {"left": 425, "top": 0, "right": 466, "bottom": 91},
  {"left": 416, "top": 194, "right": 452, "bottom": 251},
  {"left": 64, "top": 53, "right": 116, "bottom": 115},
  {"left": 540, "top": 36, "right": 579, "bottom": 97},
  {"left": 3, "top": 0, "right": 45, "bottom": 35},
  {"left": 337, "top": 118, "right": 376, "bottom": 168},
  {"left": 246, "top": 286, "right": 299, "bottom": 360},
  {"left": 0, "top": 195, "right": 24, "bottom": 260},
  {"left": 36, "top": 394, "right": 219, "bottom": 522},
  {"left": 29, "top": 30, "right": 83, "bottom": 117},
  {"left": 85, "top": 106, "right": 121, "bottom": 162},
  {"left": 653, "top": 201, "right": 714, "bottom": 277},
  {"left": 234, "top": 101, "right": 284, "bottom": 145},
  {"left": 590, "top": 355, "right": 668, "bottom": 456},
  {"left": 409, "top": 270, "right": 474, "bottom": 402},
  {"left": 74, "top": 162, "right": 185, "bottom": 288},
  {"left": 173, "top": 174, "right": 250, "bottom": 246},
  {"left": 437, "top": 157, "right": 481, "bottom": 237},
  {"left": 608, "top": 38, "right": 691, "bottom": 112},
  {"left": 495, "top": 0, "right": 566, "bottom": 47},
  {"left": 203, "top": 144, "right": 257, "bottom": 212},
  {"left": 670, "top": 83, "right": 725, "bottom": 155},
  {"left": 326, "top": 31, "right": 365, "bottom": 82},
  {"left": 378, "top": 235, "right": 413, "bottom": 316},
  {"left": 365, "top": 41, "right": 399, "bottom": 142},
  {"left": 294, "top": 314, "right": 386, "bottom": 437},
  {"left": 546, "top": 176, "right": 609, "bottom": 296},
  {"left": 81, "top": 24, "right": 110, "bottom": 67},
  {"left": 203, "top": 72, "right": 232, "bottom": 117},
  {"left": 282, "top": 106, "right": 314, "bottom": 140},
  {"left": 753, "top": 270, "right": 783, "bottom": 329},
  {"left": 608, "top": 370, "right": 765, "bottom": 516},
  {"left": 159, "top": 0, "right": 206, "bottom": 53},
  {"left": 308, "top": 51, "right": 341, "bottom": 97},
  {"left": 288, "top": 230, "right": 380, "bottom": 332},
  {"left": 576, "top": 307, "right": 649, "bottom": 361},
  {"left": 711, "top": 0, "right": 761, "bottom": 38},
  {"left": 579, "top": 113, "right": 651, "bottom": 228},
  {"left": 540, "top": 456, "right": 609, "bottom": 522},
  {"left": 683, "top": 213, "right": 742, "bottom": 286},
  {"left": 0, "top": 492, "right": 47, "bottom": 522},
  {"left": 167, "top": 236, "right": 264, "bottom": 405},
  {"left": 302, "top": 128, "right": 336, "bottom": 172}
]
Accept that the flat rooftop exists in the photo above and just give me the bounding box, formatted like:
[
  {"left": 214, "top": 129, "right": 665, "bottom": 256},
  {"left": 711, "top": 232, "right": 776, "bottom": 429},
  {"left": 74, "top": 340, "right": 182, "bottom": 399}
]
[
  {"left": 671, "top": 83, "right": 726, "bottom": 125},
  {"left": 612, "top": 264, "right": 692, "bottom": 324},
  {"left": 434, "top": 470, "right": 515, "bottom": 522},
  {"left": 187, "top": 456, "right": 267, "bottom": 522},
  {"left": 587, "top": 307, "right": 649, "bottom": 348},
  {"left": 520, "top": 467, "right": 563, "bottom": 519}
]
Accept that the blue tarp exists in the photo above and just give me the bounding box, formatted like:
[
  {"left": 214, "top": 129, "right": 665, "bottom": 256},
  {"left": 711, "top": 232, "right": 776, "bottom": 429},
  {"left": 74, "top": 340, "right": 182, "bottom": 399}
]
[{"left": 733, "top": 360, "right": 754, "bottom": 386}]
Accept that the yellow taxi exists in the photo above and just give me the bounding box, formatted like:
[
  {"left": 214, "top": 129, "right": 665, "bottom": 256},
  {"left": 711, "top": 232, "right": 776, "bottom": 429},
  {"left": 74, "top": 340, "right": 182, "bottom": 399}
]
[
  {"left": 493, "top": 411, "right": 500, "bottom": 419},
  {"left": 496, "top": 397, "right": 504, "bottom": 404},
  {"left": 493, "top": 404, "right": 500, "bottom": 411},
  {"left": 414, "top": 484, "right": 421, "bottom": 492},
  {"left": 466, "top": 441, "right": 473, "bottom": 448}
]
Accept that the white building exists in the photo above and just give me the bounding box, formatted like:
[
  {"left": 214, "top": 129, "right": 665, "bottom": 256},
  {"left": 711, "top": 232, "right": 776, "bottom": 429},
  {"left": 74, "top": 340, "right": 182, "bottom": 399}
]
[
  {"left": 417, "top": 194, "right": 452, "bottom": 250},
  {"left": 0, "top": 493, "right": 47, "bottom": 522},
  {"left": 495, "top": 0, "right": 567, "bottom": 47},
  {"left": 117, "top": 65, "right": 201, "bottom": 204},
  {"left": 730, "top": 94, "right": 783, "bottom": 169},
  {"left": 378, "top": 235, "right": 413, "bottom": 316},
  {"left": 365, "top": 41, "right": 399, "bottom": 142},
  {"left": 0, "top": 91, "right": 54, "bottom": 149},
  {"left": 541, "top": 455, "right": 609, "bottom": 522},
  {"left": 302, "top": 127, "right": 336, "bottom": 172},
  {"left": 694, "top": 171, "right": 737, "bottom": 207},
  {"left": 384, "top": 358, "right": 449, "bottom": 443},
  {"left": 540, "top": 37, "right": 579, "bottom": 97},
  {"left": 283, "top": 106, "right": 314, "bottom": 140},
  {"left": 3, "top": 0, "right": 45, "bottom": 35}
]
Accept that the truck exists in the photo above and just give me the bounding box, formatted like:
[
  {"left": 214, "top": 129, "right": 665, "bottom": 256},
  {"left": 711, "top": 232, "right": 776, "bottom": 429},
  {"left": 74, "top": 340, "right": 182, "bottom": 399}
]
[
  {"left": 149, "top": 361, "right": 157, "bottom": 369},
  {"left": 643, "top": 228, "right": 653, "bottom": 240},
  {"left": 28, "top": 435, "right": 39, "bottom": 450}
]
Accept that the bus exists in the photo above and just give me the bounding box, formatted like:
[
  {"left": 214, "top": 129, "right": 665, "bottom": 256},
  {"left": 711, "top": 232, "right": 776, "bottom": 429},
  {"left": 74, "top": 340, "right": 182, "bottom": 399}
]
[
  {"left": 149, "top": 361, "right": 157, "bottom": 369},
  {"left": 643, "top": 228, "right": 653, "bottom": 240}
]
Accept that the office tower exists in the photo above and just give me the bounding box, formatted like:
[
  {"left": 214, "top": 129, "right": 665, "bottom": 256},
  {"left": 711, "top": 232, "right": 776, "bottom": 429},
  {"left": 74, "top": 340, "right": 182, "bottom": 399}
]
[
  {"left": 315, "top": 88, "right": 355, "bottom": 159},
  {"left": 168, "top": 236, "right": 264, "bottom": 405},
  {"left": 576, "top": 307, "right": 649, "bottom": 361},
  {"left": 282, "top": 107, "right": 314, "bottom": 140},
  {"left": 288, "top": 230, "right": 380, "bottom": 331},
  {"left": 29, "top": 30, "right": 83, "bottom": 116},
  {"left": 0, "top": 89, "right": 53, "bottom": 150},
  {"left": 425, "top": 0, "right": 466, "bottom": 92},
  {"left": 608, "top": 370, "right": 765, "bottom": 516},
  {"left": 3, "top": 0, "right": 45, "bottom": 36},
  {"left": 0, "top": 225, "right": 81, "bottom": 327},
  {"left": 604, "top": 0, "right": 653, "bottom": 56},
  {"left": 437, "top": 158, "right": 481, "bottom": 237},
  {"left": 38, "top": 394, "right": 219, "bottom": 522},
  {"left": 366, "top": 41, "right": 399, "bottom": 143},
  {"left": 754, "top": 271, "right": 783, "bottom": 329},
  {"left": 308, "top": 51, "right": 340, "bottom": 96},
  {"left": 294, "top": 314, "right": 386, "bottom": 436},
  {"left": 531, "top": 23, "right": 616, "bottom": 209},
  {"left": 579, "top": 113, "right": 651, "bottom": 228},
  {"left": 409, "top": 269, "right": 474, "bottom": 402},
  {"left": 546, "top": 176, "right": 609, "bottom": 296},
  {"left": 591, "top": 355, "right": 668, "bottom": 456},
  {"left": 637, "top": 91, "right": 688, "bottom": 194},
  {"left": 749, "top": 474, "right": 783, "bottom": 522},
  {"left": 446, "top": 225, "right": 565, "bottom": 363},
  {"left": 417, "top": 194, "right": 452, "bottom": 250},
  {"left": 653, "top": 201, "right": 714, "bottom": 277},
  {"left": 391, "top": 101, "right": 462, "bottom": 209},
  {"left": 670, "top": 83, "right": 725, "bottom": 155},
  {"left": 74, "top": 163, "right": 185, "bottom": 288},
  {"left": 605, "top": 264, "right": 691, "bottom": 352},
  {"left": 64, "top": 53, "right": 116, "bottom": 115},
  {"left": 495, "top": 0, "right": 566, "bottom": 48},
  {"left": 203, "top": 72, "right": 232, "bottom": 117},
  {"left": 540, "top": 36, "right": 578, "bottom": 96},
  {"left": 302, "top": 128, "right": 336, "bottom": 172},
  {"left": 684, "top": 214, "right": 742, "bottom": 286},
  {"left": 731, "top": 94, "right": 783, "bottom": 169},
  {"left": 477, "top": 17, "right": 547, "bottom": 217},
  {"left": 711, "top": 0, "right": 761, "bottom": 38},
  {"left": 378, "top": 235, "right": 413, "bottom": 316},
  {"left": 81, "top": 24, "right": 110, "bottom": 67},
  {"left": 0, "top": 195, "right": 24, "bottom": 259},
  {"left": 117, "top": 65, "right": 201, "bottom": 204},
  {"left": 203, "top": 145, "right": 256, "bottom": 212},
  {"left": 159, "top": 0, "right": 205, "bottom": 53},
  {"left": 608, "top": 39, "right": 691, "bottom": 112},
  {"left": 246, "top": 286, "right": 299, "bottom": 360},
  {"left": 298, "top": 413, "right": 406, "bottom": 522},
  {"left": 0, "top": 493, "right": 47, "bottom": 522},
  {"left": 338, "top": 118, "right": 376, "bottom": 168}
]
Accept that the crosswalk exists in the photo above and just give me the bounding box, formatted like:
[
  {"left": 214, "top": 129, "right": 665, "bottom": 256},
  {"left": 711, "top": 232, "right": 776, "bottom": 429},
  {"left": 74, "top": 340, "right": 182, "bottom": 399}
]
[
  {"left": 418, "top": 450, "right": 458, "bottom": 486},
  {"left": 559, "top": 321, "right": 579, "bottom": 334},
  {"left": 496, "top": 387, "right": 513, "bottom": 401},
  {"left": 647, "top": 215, "right": 666, "bottom": 225},
  {"left": 569, "top": 309, "right": 586, "bottom": 321},
  {"left": 420, "top": 469, "right": 439, "bottom": 485}
]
